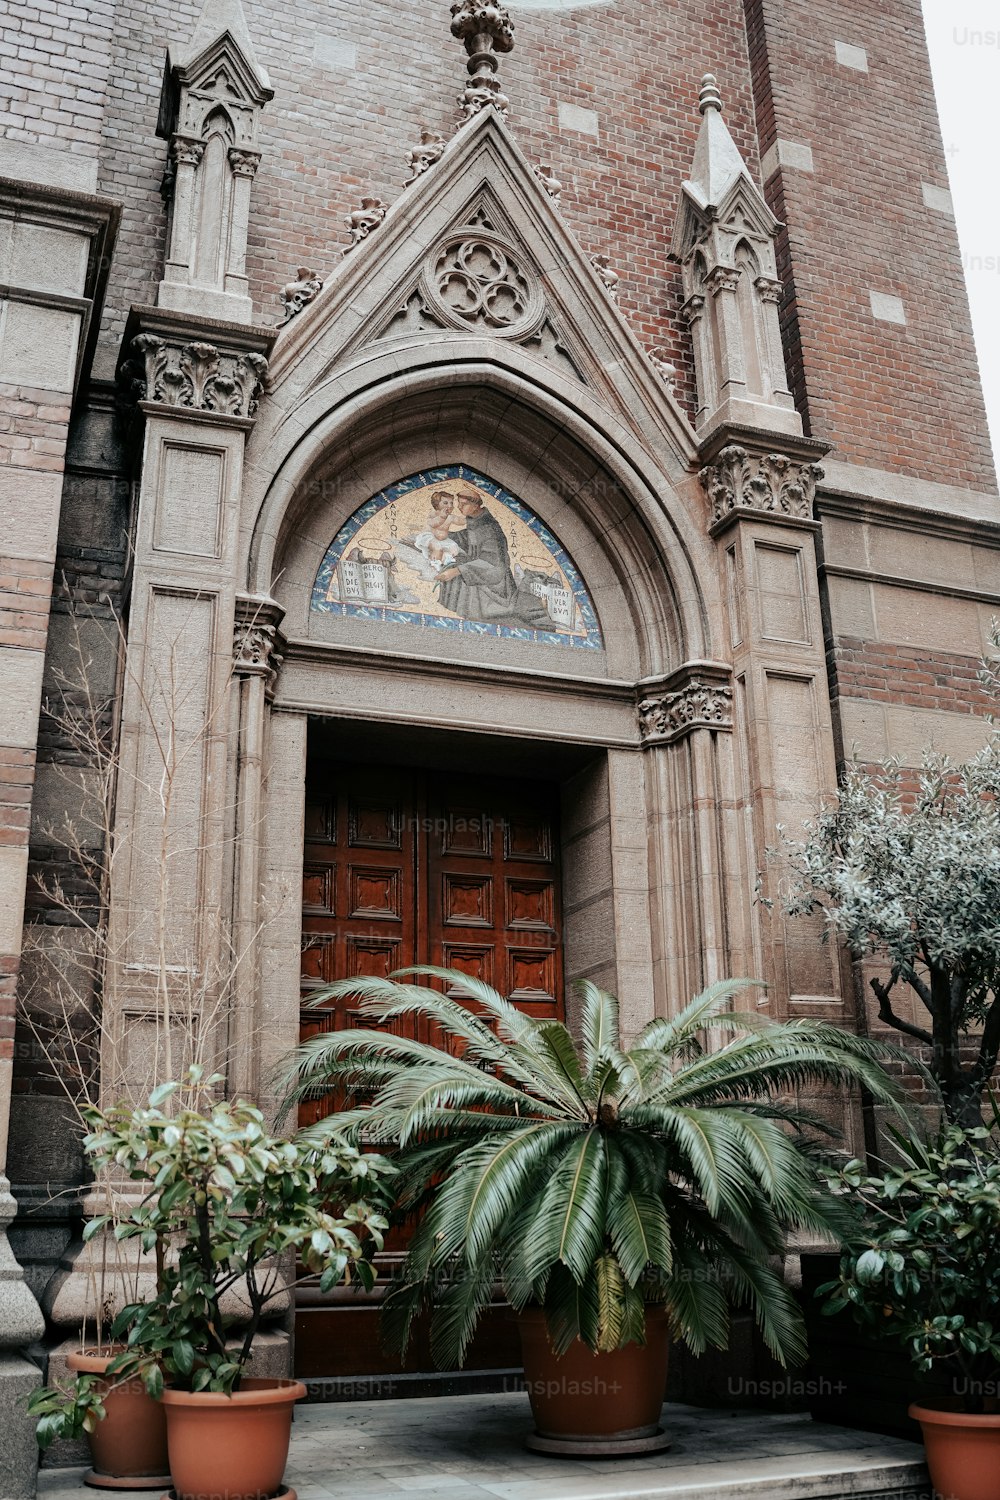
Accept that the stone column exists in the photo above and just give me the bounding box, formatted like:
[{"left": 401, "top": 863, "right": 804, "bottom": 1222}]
[
  {"left": 229, "top": 595, "right": 284, "bottom": 1100},
  {"left": 0, "top": 178, "right": 117, "bottom": 1498},
  {"left": 637, "top": 663, "right": 744, "bottom": 1013}
]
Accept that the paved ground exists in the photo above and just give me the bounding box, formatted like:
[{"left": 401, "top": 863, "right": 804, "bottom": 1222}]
[{"left": 38, "top": 1393, "right": 931, "bottom": 1500}]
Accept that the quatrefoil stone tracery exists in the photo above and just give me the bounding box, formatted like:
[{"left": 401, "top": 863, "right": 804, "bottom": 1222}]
[{"left": 425, "top": 232, "right": 544, "bottom": 337}]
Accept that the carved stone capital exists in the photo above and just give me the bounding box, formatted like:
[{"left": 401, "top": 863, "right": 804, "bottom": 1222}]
[
  {"left": 233, "top": 595, "right": 285, "bottom": 689},
  {"left": 680, "top": 292, "right": 706, "bottom": 325},
  {"left": 228, "top": 147, "right": 261, "bottom": 178},
  {"left": 705, "top": 264, "right": 740, "bottom": 296},
  {"left": 755, "top": 274, "right": 784, "bottom": 304},
  {"left": 119, "top": 332, "right": 269, "bottom": 420},
  {"left": 700, "top": 445, "right": 824, "bottom": 530},
  {"left": 171, "top": 135, "right": 205, "bottom": 168},
  {"left": 637, "top": 664, "right": 733, "bottom": 746}
]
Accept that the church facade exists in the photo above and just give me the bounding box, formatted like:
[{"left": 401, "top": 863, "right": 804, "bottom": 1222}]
[{"left": 0, "top": 0, "right": 997, "bottom": 1478}]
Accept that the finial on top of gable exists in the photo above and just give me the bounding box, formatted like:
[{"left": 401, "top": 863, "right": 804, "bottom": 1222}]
[
  {"left": 155, "top": 0, "right": 273, "bottom": 324},
  {"left": 669, "top": 72, "right": 801, "bottom": 440},
  {"left": 451, "top": 0, "right": 515, "bottom": 121}
]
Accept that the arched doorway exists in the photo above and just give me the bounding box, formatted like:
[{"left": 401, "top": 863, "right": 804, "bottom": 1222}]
[{"left": 245, "top": 374, "right": 740, "bottom": 1390}]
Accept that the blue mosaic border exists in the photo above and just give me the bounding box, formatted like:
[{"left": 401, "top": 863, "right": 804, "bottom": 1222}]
[{"left": 310, "top": 465, "right": 604, "bottom": 651}]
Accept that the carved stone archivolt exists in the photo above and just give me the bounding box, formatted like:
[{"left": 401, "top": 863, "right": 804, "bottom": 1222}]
[
  {"left": 233, "top": 594, "right": 285, "bottom": 690},
  {"left": 700, "top": 445, "right": 824, "bottom": 529},
  {"left": 637, "top": 665, "right": 734, "bottom": 746},
  {"left": 423, "top": 229, "right": 544, "bottom": 337},
  {"left": 120, "top": 333, "right": 268, "bottom": 419}
]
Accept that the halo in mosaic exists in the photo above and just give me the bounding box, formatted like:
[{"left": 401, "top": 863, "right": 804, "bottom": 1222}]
[{"left": 311, "top": 466, "right": 604, "bottom": 650}]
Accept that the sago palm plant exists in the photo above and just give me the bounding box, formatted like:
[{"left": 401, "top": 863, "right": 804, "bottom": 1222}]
[{"left": 280, "top": 969, "right": 903, "bottom": 1371}]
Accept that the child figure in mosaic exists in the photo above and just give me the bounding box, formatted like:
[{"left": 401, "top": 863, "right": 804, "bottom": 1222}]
[{"left": 414, "top": 488, "right": 462, "bottom": 572}]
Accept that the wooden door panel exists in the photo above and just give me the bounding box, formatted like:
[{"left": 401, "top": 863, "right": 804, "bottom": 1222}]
[{"left": 296, "top": 759, "right": 564, "bottom": 1384}]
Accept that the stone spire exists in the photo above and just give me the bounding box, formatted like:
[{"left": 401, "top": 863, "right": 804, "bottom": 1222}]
[
  {"left": 450, "top": 0, "right": 515, "bottom": 120},
  {"left": 685, "top": 73, "right": 754, "bottom": 211},
  {"left": 669, "top": 73, "right": 801, "bottom": 438},
  {"left": 170, "top": 0, "right": 270, "bottom": 89},
  {"left": 156, "top": 0, "right": 274, "bottom": 323}
]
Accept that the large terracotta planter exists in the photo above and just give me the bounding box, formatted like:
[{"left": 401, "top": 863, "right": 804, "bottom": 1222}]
[
  {"left": 160, "top": 1377, "right": 307, "bottom": 1500},
  {"left": 910, "top": 1404, "right": 1000, "bottom": 1500},
  {"left": 516, "top": 1306, "right": 670, "bottom": 1455},
  {"left": 66, "top": 1350, "right": 171, "bottom": 1491}
]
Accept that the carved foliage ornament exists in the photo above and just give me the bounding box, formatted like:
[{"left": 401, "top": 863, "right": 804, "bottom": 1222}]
[
  {"left": 121, "top": 334, "right": 268, "bottom": 419},
  {"left": 345, "top": 197, "right": 387, "bottom": 251},
  {"left": 279, "top": 266, "right": 324, "bottom": 324},
  {"left": 700, "top": 445, "right": 824, "bottom": 527},
  {"left": 637, "top": 677, "right": 734, "bottom": 746},
  {"left": 451, "top": 0, "right": 514, "bottom": 120},
  {"left": 405, "top": 128, "right": 447, "bottom": 185}
]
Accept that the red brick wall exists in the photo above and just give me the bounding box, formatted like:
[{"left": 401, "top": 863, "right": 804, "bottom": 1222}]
[
  {"left": 743, "top": 0, "right": 996, "bottom": 490},
  {"left": 828, "top": 637, "right": 992, "bottom": 719},
  {"left": 89, "top": 0, "right": 763, "bottom": 411},
  {"left": 0, "top": 0, "right": 115, "bottom": 165}
]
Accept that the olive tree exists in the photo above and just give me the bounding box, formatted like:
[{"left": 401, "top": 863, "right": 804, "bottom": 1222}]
[{"left": 778, "top": 730, "right": 1000, "bottom": 1127}]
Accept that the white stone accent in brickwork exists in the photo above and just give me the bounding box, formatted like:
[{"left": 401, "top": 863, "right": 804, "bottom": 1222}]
[
  {"left": 760, "top": 138, "right": 814, "bottom": 177},
  {"left": 922, "top": 181, "right": 955, "bottom": 214},
  {"left": 313, "top": 36, "right": 358, "bottom": 70},
  {"left": 835, "top": 41, "right": 869, "bottom": 72},
  {"left": 557, "top": 101, "right": 599, "bottom": 137},
  {"left": 869, "top": 290, "right": 907, "bottom": 325}
]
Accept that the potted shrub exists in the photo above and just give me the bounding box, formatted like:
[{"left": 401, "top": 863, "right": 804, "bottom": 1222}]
[
  {"left": 27, "top": 1184, "right": 171, "bottom": 1489},
  {"left": 29, "top": 1347, "right": 171, "bottom": 1490},
  {"left": 32, "top": 1067, "right": 393, "bottom": 1500},
  {"left": 822, "top": 1122, "right": 1000, "bottom": 1500},
  {"left": 280, "top": 968, "right": 902, "bottom": 1454}
]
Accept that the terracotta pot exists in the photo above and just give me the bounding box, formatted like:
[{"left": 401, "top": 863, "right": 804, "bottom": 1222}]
[
  {"left": 161, "top": 1377, "right": 307, "bottom": 1500},
  {"left": 67, "top": 1350, "right": 171, "bottom": 1491},
  {"left": 516, "top": 1306, "right": 670, "bottom": 1454},
  {"left": 910, "top": 1404, "right": 1000, "bottom": 1500}
]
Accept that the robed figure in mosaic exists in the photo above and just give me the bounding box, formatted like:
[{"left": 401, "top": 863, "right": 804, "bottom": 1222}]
[{"left": 436, "top": 485, "right": 550, "bottom": 628}]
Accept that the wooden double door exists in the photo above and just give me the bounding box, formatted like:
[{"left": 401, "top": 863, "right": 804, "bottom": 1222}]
[{"left": 295, "top": 758, "right": 565, "bottom": 1386}]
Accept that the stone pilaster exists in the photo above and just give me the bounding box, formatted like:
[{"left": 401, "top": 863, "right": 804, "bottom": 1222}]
[
  {"left": 700, "top": 425, "right": 843, "bottom": 1022},
  {"left": 105, "top": 307, "right": 274, "bottom": 1099}
]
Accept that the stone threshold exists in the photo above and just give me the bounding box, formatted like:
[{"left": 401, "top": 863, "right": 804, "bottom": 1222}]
[{"left": 38, "top": 1393, "right": 930, "bottom": 1500}]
